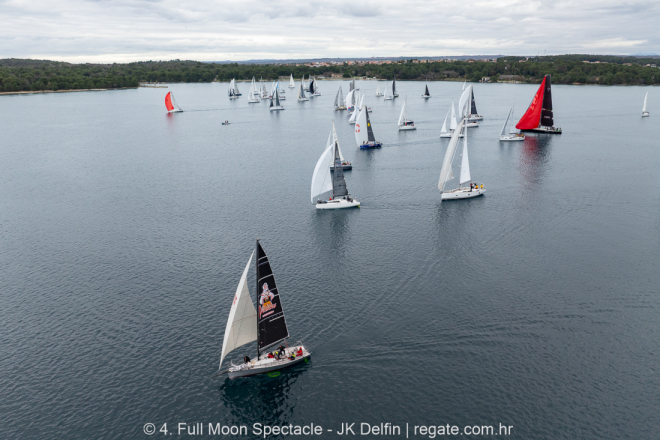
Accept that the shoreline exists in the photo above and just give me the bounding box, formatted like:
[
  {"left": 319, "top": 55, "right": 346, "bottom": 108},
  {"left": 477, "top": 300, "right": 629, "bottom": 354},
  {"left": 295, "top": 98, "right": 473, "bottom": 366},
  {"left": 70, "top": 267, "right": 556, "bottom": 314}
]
[{"left": 0, "top": 87, "right": 137, "bottom": 96}]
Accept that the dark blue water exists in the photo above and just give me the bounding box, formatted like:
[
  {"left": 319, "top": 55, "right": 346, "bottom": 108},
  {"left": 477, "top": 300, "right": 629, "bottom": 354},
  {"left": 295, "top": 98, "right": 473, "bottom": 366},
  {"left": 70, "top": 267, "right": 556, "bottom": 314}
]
[{"left": 1, "top": 81, "right": 658, "bottom": 440}]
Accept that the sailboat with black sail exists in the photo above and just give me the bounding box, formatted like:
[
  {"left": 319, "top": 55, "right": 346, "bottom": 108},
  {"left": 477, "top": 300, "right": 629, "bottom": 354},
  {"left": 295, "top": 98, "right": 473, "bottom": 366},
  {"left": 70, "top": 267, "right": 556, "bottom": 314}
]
[
  {"left": 393, "top": 76, "right": 399, "bottom": 98},
  {"left": 215, "top": 241, "right": 310, "bottom": 379},
  {"left": 468, "top": 87, "right": 483, "bottom": 120},
  {"left": 270, "top": 84, "right": 284, "bottom": 111},
  {"left": 355, "top": 105, "right": 382, "bottom": 149},
  {"left": 422, "top": 83, "right": 431, "bottom": 99},
  {"left": 516, "top": 74, "right": 561, "bottom": 133}
]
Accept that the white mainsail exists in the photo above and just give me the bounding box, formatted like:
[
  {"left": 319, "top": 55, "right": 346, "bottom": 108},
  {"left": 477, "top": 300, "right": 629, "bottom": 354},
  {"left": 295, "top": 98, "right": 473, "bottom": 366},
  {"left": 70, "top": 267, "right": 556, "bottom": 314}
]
[
  {"left": 384, "top": 82, "right": 393, "bottom": 99},
  {"left": 289, "top": 74, "right": 295, "bottom": 88},
  {"left": 311, "top": 144, "right": 334, "bottom": 202},
  {"left": 376, "top": 85, "right": 381, "bottom": 96},
  {"left": 459, "top": 124, "right": 471, "bottom": 184},
  {"left": 219, "top": 251, "right": 257, "bottom": 369},
  {"left": 398, "top": 99, "right": 407, "bottom": 126},
  {"left": 334, "top": 86, "right": 344, "bottom": 108},
  {"left": 500, "top": 108, "right": 512, "bottom": 137},
  {"left": 345, "top": 89, "right": 355, "bottom": 108},
  {"left": 643, "top": 92, "right": 648, "bottom": 113},
  {"left": 348, "top": 103, "right": 359, "bottom": 124},
  {"left": 298, "top": 81, "right": 307, "bottom": 100},
  {"left": 438, "top": 118, "right": 465, "bottom": 192},
  {"left": 354, "top": 107, "right": 368, "bottom": 146}
]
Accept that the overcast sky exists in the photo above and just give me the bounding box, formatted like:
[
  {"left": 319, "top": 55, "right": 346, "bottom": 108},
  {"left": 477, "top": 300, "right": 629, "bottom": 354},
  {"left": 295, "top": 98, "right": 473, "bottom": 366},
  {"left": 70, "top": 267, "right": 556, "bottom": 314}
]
[{"left": 1, "top": 0, "right": 658, "bottom": 63}]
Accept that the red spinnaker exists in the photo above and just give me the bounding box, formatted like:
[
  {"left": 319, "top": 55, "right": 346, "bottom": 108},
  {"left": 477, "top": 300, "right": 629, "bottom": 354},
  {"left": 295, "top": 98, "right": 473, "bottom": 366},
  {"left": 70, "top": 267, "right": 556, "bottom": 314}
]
[
  {"left": 516, "top": 77, "right": 546, "bottom": 130},
  {"left": 165, "top": 92, "right": 174, "bottom": 112}
]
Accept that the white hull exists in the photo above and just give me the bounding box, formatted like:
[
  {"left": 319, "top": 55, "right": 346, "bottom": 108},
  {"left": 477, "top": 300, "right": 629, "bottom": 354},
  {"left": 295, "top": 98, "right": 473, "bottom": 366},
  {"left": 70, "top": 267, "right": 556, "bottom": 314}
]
[
  {"left": 499, "top": 135, "right": 525, "bottom": 141},
  {"left": 466, "top": 122, "right": 479, "bottom": 128},
  {"left": 440, "top": 132, "right": 463, "bottom": 138},
  {"left": 316, "top": 197, "right": 360, "bottom": 209},
  {"left": 399, "top": 125, "right": 416, "bottom": 131},
  {"left": 335, "top": 106, "right": 347, "bottom": 111},
  {"left": 270, "top": 106, "right": 284, "bottom": 111},
  {"left": 441, "top": 187, "right": 485, "bottom": 200},
  {"left": 314, "top": 93, "right": 321, "bottom": 96},
  {"left": 422, "top": 95, "right": 431, "bottom": 99},
  {"left": 642, "top": 112, "right": 650, "bottom": 117},
  {"left": 384, "top": 97, "right": 393, "bottom": 101},
  {"left": 248, "top": 99, "right": 259, "bottom": 103},
  {"left": 227, "top": 345, "right": 310, "bottom": 379},
  {"left": 298, "top": 98, "right": 309, "bottom": 102},
  {"left": 468, "top": 115, "right": 483, "bottom": 121},
  {"left": 168, "top": 109, "right": 183, "bottom": 113},
  {"left": 376, "top": 94, "right": 384, "bottom": 97},
  {"left": 229, "top": 96, "right": 240, "bottom": 100}
]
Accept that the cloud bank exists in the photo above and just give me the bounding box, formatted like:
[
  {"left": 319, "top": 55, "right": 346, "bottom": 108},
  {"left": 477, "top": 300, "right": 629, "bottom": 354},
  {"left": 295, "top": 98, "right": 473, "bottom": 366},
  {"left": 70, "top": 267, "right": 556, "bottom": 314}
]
[{"left": 1, "top": 0, "right": 658, "bottom": 63}]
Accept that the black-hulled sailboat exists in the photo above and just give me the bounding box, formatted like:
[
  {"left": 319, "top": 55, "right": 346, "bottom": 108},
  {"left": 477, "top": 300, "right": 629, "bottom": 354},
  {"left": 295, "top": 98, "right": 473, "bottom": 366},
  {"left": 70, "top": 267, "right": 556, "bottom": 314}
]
[
  {"left": 216, "top": 241, "right": 310, "bottom": 379},
  {"left": 516, "top": 74, "right": 561, "bottom": 133}
]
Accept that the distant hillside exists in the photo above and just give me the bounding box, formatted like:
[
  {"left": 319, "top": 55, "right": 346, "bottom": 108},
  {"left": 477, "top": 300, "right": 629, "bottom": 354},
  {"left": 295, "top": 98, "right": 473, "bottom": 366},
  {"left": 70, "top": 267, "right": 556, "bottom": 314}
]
[{"left": 1, "top": 55, "right": 658, "bottom": 93}]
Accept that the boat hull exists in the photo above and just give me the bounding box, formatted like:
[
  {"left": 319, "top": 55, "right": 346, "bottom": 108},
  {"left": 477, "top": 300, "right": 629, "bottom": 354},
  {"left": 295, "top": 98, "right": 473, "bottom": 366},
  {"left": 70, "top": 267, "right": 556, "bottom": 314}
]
[
  {"left": 422, "top": 95, "right": 431, "bottom": 99},
  {"left": 521, "top": 126, "right": 562, "bottom": 134},
  {"left": 335, "top": 106, "right": 347, "bottom": 110},
  {"left": 441, "top": 187, "right": 485, "bottom": 200},
  {"left": 298, "top": 98, "right": 309, "bottom": 102},
  {"left": 330, "top": 164, "right": 352, "bottom": 171},
  {"left": 642, "top": 112, "right": 650, "bottom": 117},
  {"left": 168, "top": 109, "right": 183, "bottom": 113},
  {"left": 499, "top": 135, "right": 525, "bottom": 141},
  {"left": 468, "top": 115, "right": 483, "bottom": 121},
  {"left": 399, "top": 125, "right": 416, "bottom": 131},
  {"left": 466, "top": 122, "right": 479, "bottom": 128},
  {"left": 227, "top": 345, "right": 310, "bottom": 379},
  {"left": 440, "top": 132, "right": 463, "bottom": 138},
  {"left": 359, "top": 142, "right": 382, "bottom": 149},
  {"left": 270, "top": 106, "right": 285, "bottom": 111},
  {"left": 316, "top": 198, "right": 360, "bottom": 209}
]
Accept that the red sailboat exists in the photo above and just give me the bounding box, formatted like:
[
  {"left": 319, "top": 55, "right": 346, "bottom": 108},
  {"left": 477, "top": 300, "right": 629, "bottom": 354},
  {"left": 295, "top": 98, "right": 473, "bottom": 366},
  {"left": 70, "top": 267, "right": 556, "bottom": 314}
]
[
  {"left": 516, "top": 75, "right": 561, "bottom": 134},
  {"left": 165, "top": 91, "right": 183, "bottom": 113}
]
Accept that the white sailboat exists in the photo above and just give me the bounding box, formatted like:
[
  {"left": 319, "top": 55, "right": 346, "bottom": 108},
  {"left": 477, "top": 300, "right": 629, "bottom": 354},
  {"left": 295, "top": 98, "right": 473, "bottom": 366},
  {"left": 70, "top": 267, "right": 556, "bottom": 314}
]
[
  {"left": 345, "top": 89, "right": 355, "bottom": 111},
  {"left": 289, "top": 74, "right": 295, "bottom": 88},
  {"left": 438, "top": 117, "right": 485, "bottom": 200},
  {"left": 348, "top": 97, "right": 360, "bottom": 125},
  {"left": 260, "top": 77, "right": 269, "bottom": 99},
  {"left": 228, "top": 78, "right": 241, "bottom": 99},
  {"left": 327, "top": 122, "right": 351, "bottom": 171},
  {"left": 298, "top": 79, "right": 308, "bottom": 102},
  {"left": 312, "top": 77, "right": 321, "bottom": 96},
  {"left": 270, "top": 83, "right": 284, "bottom": 111},
  {"left": 642, "top": 92, "right": 650, "bottom": 117},
  {"left": 458, "top": 85, "right": 479, "bottom": 127},
  {"left": 440, "top": 101, "right": 463, "bottom": 138},
  {"left": 334, "top": 86, "right": 346, "bottom": 110},
  {"left": 247, "top": 77, "right": 260, "bottom": 103},
  {"left": 215, "top": 241, "right": 310, "bottom": 379},
  {"left": 312, "top": 127, "right": 360, "bottom": 209},
  {"left": 398, "top": 97, "right": 416, "bottom": 130},
  {"left": 375, "top": 85, "right": 383, "bottom": 97},
  {"left": 384, "top": 81, "right": 394, "bottom": 100},
  {"left": 499, "top": 106, "right": 524, "bottom": 141}
]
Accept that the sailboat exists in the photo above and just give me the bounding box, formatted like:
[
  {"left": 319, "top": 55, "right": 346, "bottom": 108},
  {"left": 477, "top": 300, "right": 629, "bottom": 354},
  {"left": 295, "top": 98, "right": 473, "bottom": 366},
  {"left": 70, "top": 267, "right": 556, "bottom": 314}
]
[
  {"left": 345, "top": 89, "right": 355, "bottom": 111},
  {"left": 438, "top": 117, "right": 485, "bottom": 200},
  {"left": 384, "top": 81, "right": 394, "bottom": 101},
  {"left": 308, "top": 77, "right": 316, "bottom": 97},
  {"left": 260, "top": 77, "right": 269, "bottom": 99},
  {"left": 289, "top": 74, "right": 295, "bottom": 88},
  {"left": 468, "top": 87, "right": 483, "bottom": 120},
  {"left": 458, "top": 85, "right": 479, "bottom": 127},
  {"left": 304, "top": 76, "right": 310, "bottom": 92},
  {"left": 270, "top": 84, "right": 284, "bottom": 111},
  {"left": 516, "top": 74, "right": 561, "bottom": 133},
  {"left": 398, "top": 97, "right": 416, "bottom": 130},
  {"left": 440, "top": 101, "right": 463, "bottom": 138},
  {"left": 422, "top": 83, "right": 431, "bottom": 99},
  {"left": 499, "top": 106, "right": 524, "bottom": 141},
  {"left": 642, "top": 92, "right": 650, "bottom": 117},
  {"left": 312, "top": 77, "right": 321, "bottom": 96},
  {"left": 247, "top": 77, "right": 260, "bottom": 103},
  {"left": 298, "top": 80, "right": 309, "bottom": 102},
  {"left": 375, "top": 85, "right": 383, "bottom": 97},
  {"left": 334, "top": 86, "right": 346, "bottom": 110},
  {"left": 215, "top": 241, "right": 310, "bottom": 379},
  {"left": 355, "top": 105, "right": 382, "bottom": 149},
  {"left": 312, "top": 128, "right": 360, "bottom": 209},
  {"left": 164, "top": 91, "right": 183, "bottom": 113},
  {"left": 327, "top": 122, "right": 352, "bottom": 171},
  {"left": 392, "top": 76, "right": 399, "bottom": 98},
  {"left": 348, "top": 96, "right": 360, "bottom": 125},
  {"left": 228, "top": 79, "right": 241, "bottom": 99}
]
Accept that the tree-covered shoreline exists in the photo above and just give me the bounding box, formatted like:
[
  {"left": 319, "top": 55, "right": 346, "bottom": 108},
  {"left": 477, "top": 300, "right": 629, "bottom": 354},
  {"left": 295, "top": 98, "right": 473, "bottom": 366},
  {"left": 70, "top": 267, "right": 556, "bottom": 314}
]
[{"left": 1, "top": 55, "right": 658, "bottom": 93}]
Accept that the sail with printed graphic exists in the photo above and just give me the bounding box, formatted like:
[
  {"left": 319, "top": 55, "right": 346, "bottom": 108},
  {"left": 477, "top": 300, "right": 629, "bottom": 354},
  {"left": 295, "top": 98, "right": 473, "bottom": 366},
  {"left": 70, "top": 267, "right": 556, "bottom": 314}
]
[{"left": 256, "top": 241, "right": 289, "bottom": 351}]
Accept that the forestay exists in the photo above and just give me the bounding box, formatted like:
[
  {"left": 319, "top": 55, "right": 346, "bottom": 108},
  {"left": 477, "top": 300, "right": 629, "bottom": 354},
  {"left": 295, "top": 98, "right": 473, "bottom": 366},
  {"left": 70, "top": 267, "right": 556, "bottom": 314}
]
[{"left": 219, "top": 251, "right": 257, "bottom": 368}]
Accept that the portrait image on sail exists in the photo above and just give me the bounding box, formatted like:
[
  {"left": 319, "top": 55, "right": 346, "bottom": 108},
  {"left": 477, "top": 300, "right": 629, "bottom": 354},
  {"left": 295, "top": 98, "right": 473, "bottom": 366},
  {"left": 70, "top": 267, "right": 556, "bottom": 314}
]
[{"left": 215, "top": 241, "right": 310, "bottom": 379}]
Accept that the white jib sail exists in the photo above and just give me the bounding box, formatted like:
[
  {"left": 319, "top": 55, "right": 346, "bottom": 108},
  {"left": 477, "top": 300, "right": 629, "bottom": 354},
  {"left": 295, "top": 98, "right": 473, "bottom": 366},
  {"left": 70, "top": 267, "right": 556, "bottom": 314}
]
[
  {"left": 459, "top": 124, "right": 471, "bottom": 185},
  {"left": 219, "top": 251, "right": 257, "bottom": 369},
  {"left": 311, "top": 144, "right": 334, "bottom": 202},
  {"left": 354, "top": 107, "right": 368, "bottom": 146},
  {"left": 171, "top": 92, "right": 180, "bottom": 111},
  {"left": 398, "top": 100, "right": 406, "bottom": 126},
  {"left": 441, "top": 109, "right": 449, "bottom": 134},
  {"left": 289, "top": 74, "right": 295, "bottom": 87},
  {"left": 439, "top": 118, "right": 465, "bottom": 192},
  {"left": 345, "top": 90, "right": 354, "bottom": 108},
  {"left": 643, "top": 92, "right": 648, "bottom": 112},
  {"left": 500, "top": 108, "right": 512, "bottom": 137},
  {"left": 348, "top": 105, "right": 359, "bottom": 123},
  {"left": 450, "top": 101, "right": 458, "bottom": 131},
  {"left": 458, "top": 85, "right": 472, "bottom": 119}
]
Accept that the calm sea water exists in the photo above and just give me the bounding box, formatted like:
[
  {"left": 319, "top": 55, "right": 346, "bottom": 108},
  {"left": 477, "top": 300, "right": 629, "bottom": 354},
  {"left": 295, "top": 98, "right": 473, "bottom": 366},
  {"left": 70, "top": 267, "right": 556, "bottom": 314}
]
[{"left": 1, "top": 81, "right": 658, "bottom": 440}]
